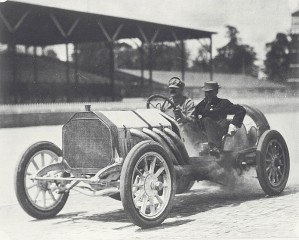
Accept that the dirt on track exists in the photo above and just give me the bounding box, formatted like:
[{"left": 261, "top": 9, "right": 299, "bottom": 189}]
[{"left": 0, "top": 111, "right": 298, "bottom": 240}]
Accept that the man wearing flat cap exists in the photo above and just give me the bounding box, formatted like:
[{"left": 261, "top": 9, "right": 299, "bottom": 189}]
[
  {"left": 166, "top": 77, "right": 195, "bottom": 125},
  {"left": 192, "top": 81, "right": 246, "bottom": 158}
]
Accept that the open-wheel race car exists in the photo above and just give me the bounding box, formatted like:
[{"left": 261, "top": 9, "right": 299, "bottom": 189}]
[{"left": 15, "top": 95, "right": 290, "bottom": 228}]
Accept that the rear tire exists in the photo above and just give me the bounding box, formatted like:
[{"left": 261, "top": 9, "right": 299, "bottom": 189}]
[
  {"left": 120, "top": 140, "right": 176, "bottom": 228},
  {"left": 256, "top": 130, "right": 290, "bottom": 196}
]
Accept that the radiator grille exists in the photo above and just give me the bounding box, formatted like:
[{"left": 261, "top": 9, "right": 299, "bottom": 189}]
[{"left": 63, "top": 118, "right": 113, "bottom": 170}]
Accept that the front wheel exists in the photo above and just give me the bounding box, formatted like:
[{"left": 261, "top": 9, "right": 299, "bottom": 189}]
[
  {"left": 120, "top": 140, "right": 176, "bottom": 228},
  {"left": 15, "top": 141, "right": 69, "bottom": 219},
  {"left": 256, "top": 130, "right": 290, "bottom": 196}
]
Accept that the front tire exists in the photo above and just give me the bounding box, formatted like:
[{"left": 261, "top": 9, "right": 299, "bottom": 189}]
[
  {"left": 15, "top": 141, "right": 69, "bottom": 219},
  {"left": 120, "top": 140, "right": 176, "bottom": 228},
  {"left": 256, "top": 130, "right": 290, "bottom": 196}
]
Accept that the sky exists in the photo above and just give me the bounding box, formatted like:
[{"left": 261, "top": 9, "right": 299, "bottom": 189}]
[{"left": 14, "top": 0, "right": 299, "bottom": 66}]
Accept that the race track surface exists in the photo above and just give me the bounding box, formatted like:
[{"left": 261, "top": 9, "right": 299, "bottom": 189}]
[{"left": 0, "top": 111, "right": 298, "bottom": 239}]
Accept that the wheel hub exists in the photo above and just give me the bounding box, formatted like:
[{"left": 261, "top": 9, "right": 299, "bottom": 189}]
[
  {"left": 144, "top": 174, "right": 161, "bottom": 197},
  {"left": 38, "top": 180, "right": 49, "bottom": 191}
]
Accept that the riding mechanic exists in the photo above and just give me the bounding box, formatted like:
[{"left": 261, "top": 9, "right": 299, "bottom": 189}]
[{"left": 193, "top": 81, "right": 246, "bottom": 158}]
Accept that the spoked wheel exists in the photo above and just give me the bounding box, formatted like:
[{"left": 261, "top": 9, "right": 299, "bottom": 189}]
[
  {"left": 15, "top": 141, "right": 69, "bottom": 219},
  {"left": 256, "top": 130, "right": 290, "bottom": 196},
  {"left": 146, "top": 94, "right": 175, "bottom": 112},
  {"left": 120, "top": 140, "right": 176, "bottom": 228}
]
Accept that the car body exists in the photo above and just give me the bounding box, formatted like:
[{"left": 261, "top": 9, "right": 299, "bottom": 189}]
[{"left": 15, "top": 96, "right": 290, "bottom": 228}]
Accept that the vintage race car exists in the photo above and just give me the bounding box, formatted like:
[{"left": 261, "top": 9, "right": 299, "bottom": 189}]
[{"left": 15, "top": 95, "right": 290, "bottom": 228}]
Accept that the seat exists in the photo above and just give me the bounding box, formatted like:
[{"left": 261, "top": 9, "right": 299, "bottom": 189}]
[
  {"left": 247, "top": 126, "right": 258, "bottom": 147},
  {"left": 222, "top": 124, "right": 249, "bottom": 152}
]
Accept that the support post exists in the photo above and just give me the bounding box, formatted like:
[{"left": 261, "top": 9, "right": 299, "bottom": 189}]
[
  {"left": 148, "top": 43, "right": 153, "bottom": 92},
  {"left": 209, "top": 35, "right": 213, "bottom": 81},
  {"left": 33, "top": 46, "right": 37, "bottom": 84},
  {"left": 108, "top": 41, "right": 115, "bottom": 101},
  {"left": 97, "top": 20, "right": 123, "bottom": 101},
  {"left": 138, "top": 27, "right": 159, "bottom": 95},
  {"left": 12, "top": 42, "right": 17, "bottom": 103},
  {"left": 11, "top": 42, "right": 16, "bottom": 84},
  {"left": 74, "top": 43, "right": 78, "bottom": 84},
  {"left": 65, "top": 43, "right": 70, "bottom": 84},
  {"left": 180, "top": 40, "right": 185, "bottom": 81},
  {"left": 51, "top": 14, "right": 80, "bottom": 102},
  {"left": 140, "top": 41, "right": 144, "bottom": 87},
  {"left": 65, "top": 43, "right": 70, "bottom": 102}
]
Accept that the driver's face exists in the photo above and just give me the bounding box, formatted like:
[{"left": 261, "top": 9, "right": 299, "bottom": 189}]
[{"left": 169, "top": 87, "right": 183, "bottom": 98}]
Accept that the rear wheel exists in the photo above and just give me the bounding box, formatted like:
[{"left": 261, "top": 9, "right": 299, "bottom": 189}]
[
  {"left": 15, "top": 141, "right": 69, "bottom": 219},
  {"left": 256, "top": 130, "right": 290, "bottom": 196},
  {"left": 120, "top": 140, "right": 176, "bottom": 228}
]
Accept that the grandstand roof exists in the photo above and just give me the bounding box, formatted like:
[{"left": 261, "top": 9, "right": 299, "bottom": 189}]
[
  {"left": 0, "top": 0, "right": 215, "bottom": 46},
  {"left": 292, "top": 10, "right": 299, "bottom": 16}
]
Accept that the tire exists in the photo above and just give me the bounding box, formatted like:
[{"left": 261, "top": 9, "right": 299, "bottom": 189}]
[
  {"left": 109, "top": 192, "right": 121, "bottom": 201},
  {"left": 256, "top": 130, "right": 290, "bottom": 196},
  {"left": 120, "top": 140, "right": 176, "bottom": 228},
  {"left": 15, "top": 141, "right": 69, "bottom": 219}
]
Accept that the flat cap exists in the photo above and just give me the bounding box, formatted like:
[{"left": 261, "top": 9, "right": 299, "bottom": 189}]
[{"left": 168, "top": 77, "right": 185, "bottom": 88}]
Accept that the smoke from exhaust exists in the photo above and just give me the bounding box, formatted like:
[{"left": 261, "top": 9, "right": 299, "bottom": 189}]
[{"left": 181, "top": 122, "right": 261, "bottom": 195}]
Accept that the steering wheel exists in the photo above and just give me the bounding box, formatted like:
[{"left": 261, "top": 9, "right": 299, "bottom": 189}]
[{"left": 146, "top": 94, "right": 176, "bottom": 112}]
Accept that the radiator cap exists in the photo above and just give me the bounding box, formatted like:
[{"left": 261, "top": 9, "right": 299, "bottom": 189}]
[{"left": 85, "top": 104, "right": 91, "bottom": 111}]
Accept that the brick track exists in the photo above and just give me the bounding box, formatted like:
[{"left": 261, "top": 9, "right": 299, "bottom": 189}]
[{"left": 0, "top": 110, "right": 298, "bottom": 239}]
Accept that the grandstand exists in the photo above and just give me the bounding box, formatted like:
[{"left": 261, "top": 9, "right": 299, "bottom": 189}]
[
  {"left": 0, "top": 50, "right": 291, "bottom": 104},
  {"left": 0, "top": 0, "right": 214, "bottom": 103},
  {"left": 0, "top": 1, "right": 295, "bottom": 106},
  {"left": 0, "top": 52, "right": 166, "bottom": 103}
]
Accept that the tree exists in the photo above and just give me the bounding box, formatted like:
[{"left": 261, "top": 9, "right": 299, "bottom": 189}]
[
  {"left": 74, "top": 42, "right": 110, "bottom": 76},
  {"left": 190, "top": 41, "right": 210, "bottom": 72},
  {"left": 264, "top": 33, "right": 290, "bottom": 83},
  {"left": 74, "top": 41, "right": 190, "bottom": 74},
  {"left": 45, "top": 49, "right": 58, "bottom": 59},
  {"left": 116, "top": 42, "right": 139, "bottom": 69},
  {"left": 213, "top": 25, "right": 257, "bottom": 75},
  {"left": 151, "top": 43, "right": 190, "bottom": 71}
]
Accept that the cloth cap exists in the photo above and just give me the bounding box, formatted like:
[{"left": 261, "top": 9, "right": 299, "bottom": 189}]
[
  {"left": 202, "top": 81, "right": 220, "bottom": 91},
  {"left": 168, "top": 77, "right": 185, "bottom": 89}
]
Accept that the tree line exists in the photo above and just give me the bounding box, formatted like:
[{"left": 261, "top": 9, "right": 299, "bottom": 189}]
[{"left": 47, "top": 25, "right": 290, "bottom": 83}]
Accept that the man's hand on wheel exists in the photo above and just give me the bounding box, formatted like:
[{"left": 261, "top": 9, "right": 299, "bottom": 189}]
[
  {"left": 173, "top": 107, "right": 187, "bottom": 124},
  {"left": 228, "top": 123, "right": 238, "bottom": 136}
]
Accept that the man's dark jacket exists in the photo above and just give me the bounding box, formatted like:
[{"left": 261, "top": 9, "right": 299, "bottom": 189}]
[{"left": 192, "top": 97, "right": 246, "bottom": 129}]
